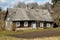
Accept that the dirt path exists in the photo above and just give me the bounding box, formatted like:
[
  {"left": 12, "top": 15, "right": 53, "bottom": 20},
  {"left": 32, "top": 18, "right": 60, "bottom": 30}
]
[{"left": 8, "top": 30, "right": 60, "bottom": 38}]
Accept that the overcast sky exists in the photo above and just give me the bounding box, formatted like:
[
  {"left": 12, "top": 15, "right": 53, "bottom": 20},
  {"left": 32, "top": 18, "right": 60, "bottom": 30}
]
[{"left": 0, "top": 0, "right": 52, "bottom": 10}]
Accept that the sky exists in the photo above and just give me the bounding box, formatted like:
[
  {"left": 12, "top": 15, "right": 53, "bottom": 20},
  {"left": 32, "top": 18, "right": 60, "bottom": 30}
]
[{"left": 0, "top": 0, "right": 52, "bottom": 10}]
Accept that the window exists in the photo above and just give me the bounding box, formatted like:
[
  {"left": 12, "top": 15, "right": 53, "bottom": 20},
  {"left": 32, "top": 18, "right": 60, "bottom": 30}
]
[
  {"left": 32, "top": 22, "right": 36, "bottom": 29},
  {"left": 24, "top": 22, "right": 28, "bottom": 27},
  {"left": 40, "top": 23, "right": 44, "bottom": 28},
  {"left": 47, "top": 23, "right": 51, "bottom": 28},
  {"left": 16, "top": 22, "right": 20, "bottom": 27}
]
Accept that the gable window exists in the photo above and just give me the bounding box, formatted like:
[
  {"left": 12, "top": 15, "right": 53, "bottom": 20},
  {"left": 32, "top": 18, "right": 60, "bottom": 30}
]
[{"left": 47, "top": 23, "right": 51, "bottom": 28}]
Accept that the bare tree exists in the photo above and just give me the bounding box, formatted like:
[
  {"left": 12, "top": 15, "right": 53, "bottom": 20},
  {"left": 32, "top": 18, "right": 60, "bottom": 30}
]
[
  {"left": 0, "top": 8, "right": 6, "bottom": 31},
  {"left": 27, "top": 2, "right": 39, "bottom": 9},
  {"left": 14, "top": 2, "right": 26, "bottom": 8}
]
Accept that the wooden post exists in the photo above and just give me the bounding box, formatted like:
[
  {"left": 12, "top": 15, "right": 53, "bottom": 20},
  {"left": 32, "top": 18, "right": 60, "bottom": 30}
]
[
  {"left": 36, "top": 21, "right": 40, "bottom": 28},
  {"left": 28, "top": 21, "right": 31, "bottom": 27},
  {"left": 12, "top": 22, "right": 16, "bottom": 31},
  {"left": 44, "top": 22, "right": 47, "bottom": 29},
  {"left": 20, "top": 21, "right": 24, "bottom": 27}
]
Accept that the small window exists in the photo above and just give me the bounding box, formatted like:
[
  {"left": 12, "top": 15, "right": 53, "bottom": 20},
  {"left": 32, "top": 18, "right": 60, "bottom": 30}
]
[
  {"left": 47, "top": 23, "right": 51, "bottom": 28},
  {"left": 40, "top": 23, "right": 44, "bottom": 28},
  {"left": 24, "top": 22, "right": 28, "bottom": 27},
  {"left": 16, "top": 22, "right": 20, "bottom": 27}
]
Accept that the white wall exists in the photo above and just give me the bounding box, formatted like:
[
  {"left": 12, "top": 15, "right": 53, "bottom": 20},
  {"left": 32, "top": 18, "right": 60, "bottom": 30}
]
[{"left": 5, "top": 21, "right": 12, "bottom": 30}]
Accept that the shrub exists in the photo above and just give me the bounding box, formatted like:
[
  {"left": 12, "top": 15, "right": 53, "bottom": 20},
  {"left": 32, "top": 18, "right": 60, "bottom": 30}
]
[{"left": 0, "top": 20, "right": 5, "bottom": 31}]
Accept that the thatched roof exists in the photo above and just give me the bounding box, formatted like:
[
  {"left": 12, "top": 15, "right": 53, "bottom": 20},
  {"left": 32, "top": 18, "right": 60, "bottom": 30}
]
[{"left": 6, "top": 8, "right": 53, "bottom": 22}]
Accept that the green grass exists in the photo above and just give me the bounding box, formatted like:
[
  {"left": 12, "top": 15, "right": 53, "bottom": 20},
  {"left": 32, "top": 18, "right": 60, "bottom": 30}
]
[
  {"left": 0, "top": 36, "right": 60, "bottom": 40},
  {"left": 0, "top": 27, "right": 60, "bottom": 36},
  {"left": 0, "top": 27, "right": 60, "bottom": 40}
]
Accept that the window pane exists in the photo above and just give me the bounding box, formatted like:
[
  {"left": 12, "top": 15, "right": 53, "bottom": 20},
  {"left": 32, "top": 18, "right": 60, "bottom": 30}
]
[
  {"left": 24, "top": 22, "right": 28, "bottom": 27},
  {"left": 16, "top": 22, "right": 20, "bottom": 27},
  {"left": 40, "top": 23, "right": 44, "bottom": 28}
]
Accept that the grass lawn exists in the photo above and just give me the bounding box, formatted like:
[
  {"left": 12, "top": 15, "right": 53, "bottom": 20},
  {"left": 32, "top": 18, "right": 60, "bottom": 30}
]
[
  {"left": 0, "top": 36, "right": 60, "bottom": 40},
  {"left": 0, "top": 27, "right": 60, "bottom": 40}
]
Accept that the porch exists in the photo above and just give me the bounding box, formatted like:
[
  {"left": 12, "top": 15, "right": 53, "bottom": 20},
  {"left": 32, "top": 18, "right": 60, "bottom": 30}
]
[{"left": 12, "top": 21, "right": 53, "bottom": 31}]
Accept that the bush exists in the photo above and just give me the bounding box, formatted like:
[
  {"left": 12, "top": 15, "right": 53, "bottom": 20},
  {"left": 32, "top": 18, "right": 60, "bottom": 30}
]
[{"left": 0, "top": 20, "right": 5, "bottom": 31}]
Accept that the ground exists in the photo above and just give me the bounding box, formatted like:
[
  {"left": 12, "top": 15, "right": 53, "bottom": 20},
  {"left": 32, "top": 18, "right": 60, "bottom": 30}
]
[
  {"left": 8, "top": 30, "right": 60, "bottom": 38},
  {"left": 0, "top": 27, "right": 60, "bottom": 40}
]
